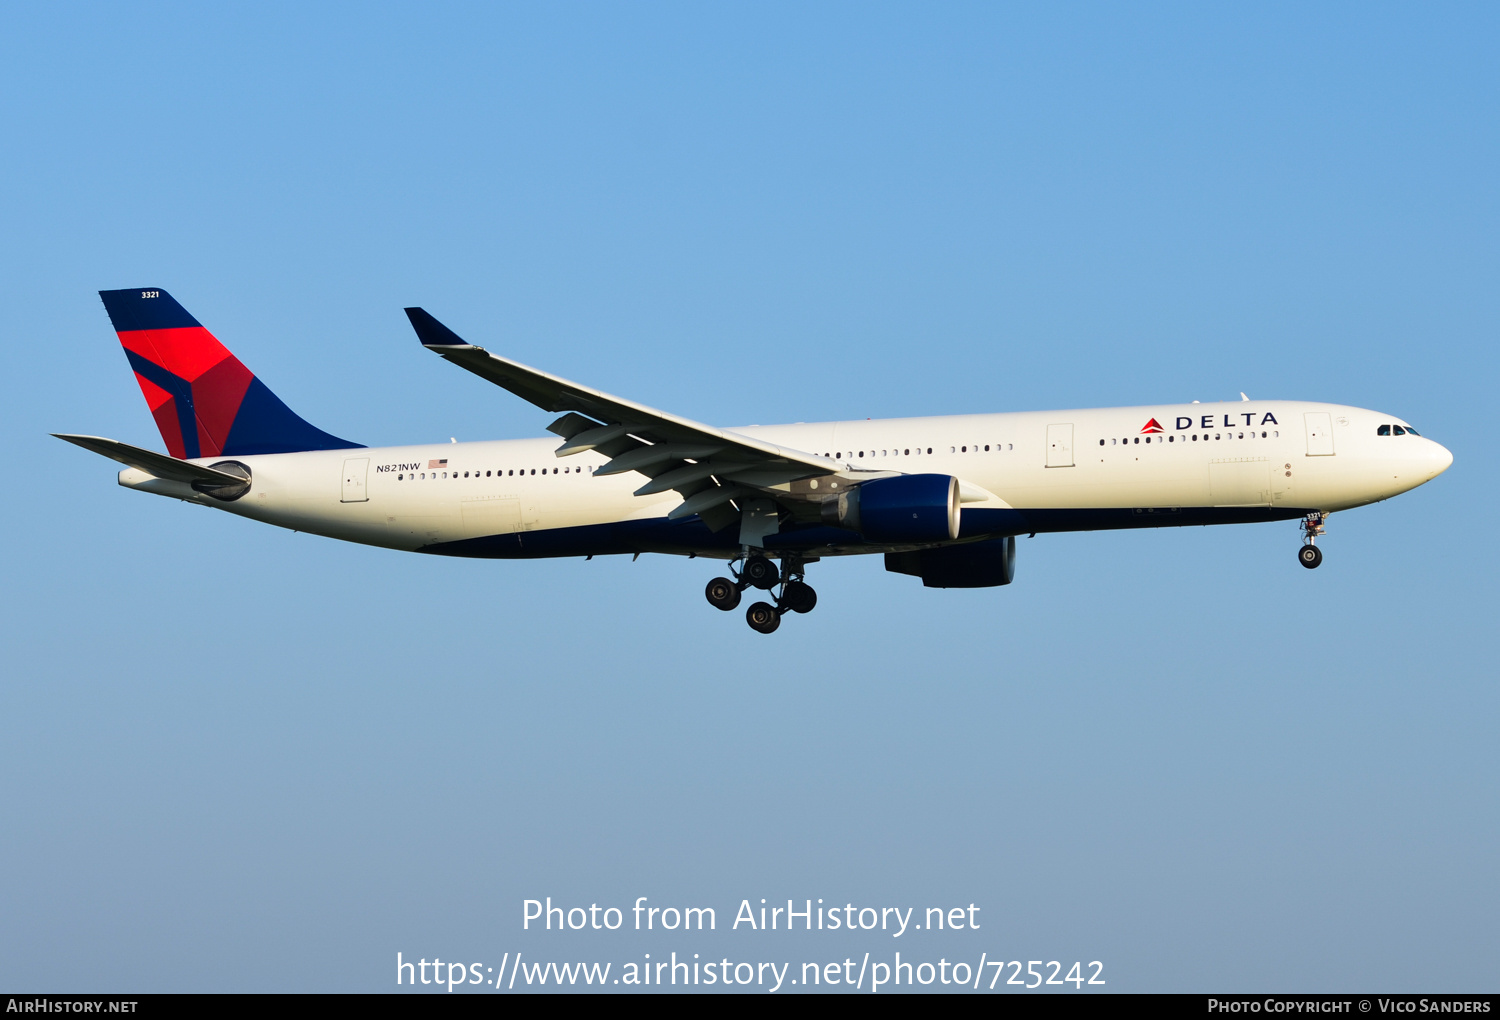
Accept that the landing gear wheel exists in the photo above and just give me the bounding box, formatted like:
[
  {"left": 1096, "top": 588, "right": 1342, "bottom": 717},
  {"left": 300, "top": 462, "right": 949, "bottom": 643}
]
[
  {"left": 746, "top": 602, "right": 781, "bottom": 634},
  {"left": 743, "top": 556, "right": 780, "bottom": 590},
  {"left": 781, "top": 580, "right": 817, "bottom": 614},
  {"left": 705, "top": 576, "right": 742, "bottom": 611},
  {"left": 1298, "top": 512, "right": 1329, "bottom": 570}
]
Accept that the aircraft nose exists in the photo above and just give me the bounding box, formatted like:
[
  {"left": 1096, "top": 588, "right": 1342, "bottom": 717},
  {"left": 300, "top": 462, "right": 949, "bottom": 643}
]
[{"left": 1427, "top": 440, "right": 1453, "bottom": 478}]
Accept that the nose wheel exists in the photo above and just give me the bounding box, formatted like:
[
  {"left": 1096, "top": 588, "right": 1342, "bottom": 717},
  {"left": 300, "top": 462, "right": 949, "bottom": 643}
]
[
  {"left": 704, "top": 554, "right": 818, "bottom": 633},
  {"left": 1298, "top": 512, "right": 1328, "bottom": 569}
]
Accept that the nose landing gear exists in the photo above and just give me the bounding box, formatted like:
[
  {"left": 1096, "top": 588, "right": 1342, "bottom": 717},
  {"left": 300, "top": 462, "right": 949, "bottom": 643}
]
[
  {"left": 704, "top": 554, "right": 818, "bottom": 633},
  {"left": 1298, "top": 512, "right": 1328, "bottom": 569}
]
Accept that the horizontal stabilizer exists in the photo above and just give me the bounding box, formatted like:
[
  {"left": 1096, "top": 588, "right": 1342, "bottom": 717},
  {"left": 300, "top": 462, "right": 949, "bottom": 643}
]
[{"left": 52, "top": 434, "right": 247, "bottom": 487}]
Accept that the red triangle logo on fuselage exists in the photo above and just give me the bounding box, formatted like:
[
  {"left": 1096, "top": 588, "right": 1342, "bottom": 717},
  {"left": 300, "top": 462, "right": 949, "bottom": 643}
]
[{"left": 1140, "top": 418, "right": 1164, "bottom": 433}]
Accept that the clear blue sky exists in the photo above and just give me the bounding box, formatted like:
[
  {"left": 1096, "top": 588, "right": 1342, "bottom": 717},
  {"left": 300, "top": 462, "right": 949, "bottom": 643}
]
[{"left": 1, "top": 2, "right": 1495, "bottom": 992}]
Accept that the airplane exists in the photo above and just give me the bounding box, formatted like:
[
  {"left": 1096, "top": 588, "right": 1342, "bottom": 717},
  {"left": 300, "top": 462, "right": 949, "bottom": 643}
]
[{"left": 57, "top": 288, "right": 1453, "bottom": 634}]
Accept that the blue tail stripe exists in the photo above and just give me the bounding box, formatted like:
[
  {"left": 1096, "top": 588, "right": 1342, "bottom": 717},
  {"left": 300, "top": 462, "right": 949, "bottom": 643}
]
[{"left": 123, "top": 350, "right": 201, "bottom": 459}]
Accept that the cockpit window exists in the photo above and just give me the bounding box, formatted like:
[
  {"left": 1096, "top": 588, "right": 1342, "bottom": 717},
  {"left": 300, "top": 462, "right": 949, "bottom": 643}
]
[
  {"left": 1404, "top": 426, "right": 1419, "bottom": 435},
  {"left": 1377, "top": 424, "right": 1391, "bottom": 436},
  {"left": 1392, "top": 425, "right": 1406, "bottom": 435}
]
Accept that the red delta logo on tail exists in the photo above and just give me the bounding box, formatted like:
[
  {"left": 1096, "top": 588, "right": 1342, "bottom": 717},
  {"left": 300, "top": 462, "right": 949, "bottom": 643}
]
[
  {"left": 1140, "top": 418, "right": 1164, "bottom": 434},
  {"left": 99, "top": 288, "right": 360, "bottom": 460},
  {"left": 110, "top": 295, "right": 253, "bottom": 459}
]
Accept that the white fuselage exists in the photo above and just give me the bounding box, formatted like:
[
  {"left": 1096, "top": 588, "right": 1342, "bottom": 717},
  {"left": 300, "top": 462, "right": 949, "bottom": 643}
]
[{"left": 118, "top": 400, "right": 1451, "bottom": 558}]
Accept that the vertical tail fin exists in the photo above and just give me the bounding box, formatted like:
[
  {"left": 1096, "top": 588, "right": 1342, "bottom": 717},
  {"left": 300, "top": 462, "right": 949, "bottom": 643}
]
[{"left": 99, "top": 288, "right": 361, "bottom": 458}]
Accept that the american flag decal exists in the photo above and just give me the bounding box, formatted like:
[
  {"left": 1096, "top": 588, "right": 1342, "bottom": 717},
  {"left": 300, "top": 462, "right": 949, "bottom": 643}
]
[{"left": 428, "top": 458, "right": 448, "bottom": 468}]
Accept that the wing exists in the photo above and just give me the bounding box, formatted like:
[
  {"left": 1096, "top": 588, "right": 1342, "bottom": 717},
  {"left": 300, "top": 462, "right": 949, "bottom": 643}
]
[{"left": 405, "top": 308, "right": 847, "bottom": 530}]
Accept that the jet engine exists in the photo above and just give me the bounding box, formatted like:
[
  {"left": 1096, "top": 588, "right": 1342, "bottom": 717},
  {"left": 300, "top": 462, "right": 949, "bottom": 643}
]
[
  {"left": 821, "top": 473, "right": 960, "bottom": 543},
  {"left": 885, "top": 536, "right": 1017, "bottom": 588}
]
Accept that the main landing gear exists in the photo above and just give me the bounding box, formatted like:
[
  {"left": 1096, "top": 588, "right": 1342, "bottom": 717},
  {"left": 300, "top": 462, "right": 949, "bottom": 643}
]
[
  {"left": 1298, "top": 512, "right": 1328, "bottom": 569},
  {"left": 704, "top": 554, "right": 817, "bottom": 634}
]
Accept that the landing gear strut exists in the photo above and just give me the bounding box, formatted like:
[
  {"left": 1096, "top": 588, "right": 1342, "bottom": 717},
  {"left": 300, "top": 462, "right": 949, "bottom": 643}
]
[
  {"left": 704, "top": 553, "right": 818, "bottom": 633},
  {"left": 1298, "top": 512, "right": 1328, "bottom": 569}
]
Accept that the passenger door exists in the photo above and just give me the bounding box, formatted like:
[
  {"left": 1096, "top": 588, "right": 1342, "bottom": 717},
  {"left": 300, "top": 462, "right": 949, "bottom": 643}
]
[
  {"left": 1304, "top": 412, "right": 1335, "bottom": 456},
  {"left": 1045, "top": 423, "right": 1074, "bottom": 468},
  {"left": 340, "top": 457, "right": 370, "bottom": 502}
]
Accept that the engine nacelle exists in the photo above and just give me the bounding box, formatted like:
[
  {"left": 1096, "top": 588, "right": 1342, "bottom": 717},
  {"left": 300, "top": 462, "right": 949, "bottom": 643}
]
[
  {"left": 821, "top": 473, "right": 959, "bottom": 543},
  {"left": 885, "top": 536, "right": 1016, "bottom": 588}
]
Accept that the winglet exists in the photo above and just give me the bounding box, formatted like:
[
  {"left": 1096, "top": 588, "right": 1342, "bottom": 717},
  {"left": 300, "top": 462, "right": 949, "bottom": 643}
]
[{"left": 404, "top": 307, "right": 475, "bottom": 349}]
